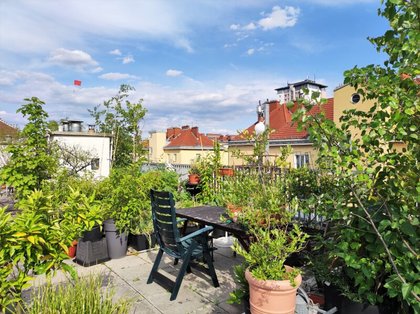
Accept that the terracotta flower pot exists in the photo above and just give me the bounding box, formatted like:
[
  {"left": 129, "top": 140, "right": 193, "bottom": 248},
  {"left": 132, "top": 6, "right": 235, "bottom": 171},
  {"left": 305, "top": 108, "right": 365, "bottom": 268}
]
[
  {"left": 219, "top": 167, "right": 234, "bottom": 176},
  {"left": 188, "top": 174, "right": 200, "bottom": 184},
  {"left": 227, "top": 204, "right": 242, "bottom": 222},
  {"left": 67, "top": 240, "right": 78, "bottom": 258},
  {"left": 245, "top": 265, "right": 301, "bottom": 314}
]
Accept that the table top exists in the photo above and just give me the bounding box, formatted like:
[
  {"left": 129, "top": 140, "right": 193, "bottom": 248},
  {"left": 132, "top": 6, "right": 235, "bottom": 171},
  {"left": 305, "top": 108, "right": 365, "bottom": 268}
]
[{"left": 176, "top": 206, "right": 247, "bottom": 235}]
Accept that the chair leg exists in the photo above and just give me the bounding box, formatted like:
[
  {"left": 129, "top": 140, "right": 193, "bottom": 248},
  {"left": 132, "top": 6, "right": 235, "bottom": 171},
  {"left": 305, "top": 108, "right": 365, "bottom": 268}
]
[
  {"left": 147, "top": 248, "right": 163, "bottom": 284},
  {"left": 203, "top": 250, "right": 219, "bottom": 287},
  {"left": 170, "top": 246, "right": 195, "bottom": 301}
]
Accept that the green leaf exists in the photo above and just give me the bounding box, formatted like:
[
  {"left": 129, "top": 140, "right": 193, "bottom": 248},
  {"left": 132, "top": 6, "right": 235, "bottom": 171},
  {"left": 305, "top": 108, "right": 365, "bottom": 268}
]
[{"left": 401, "top": 283, "right": 412, "bottom": 299}]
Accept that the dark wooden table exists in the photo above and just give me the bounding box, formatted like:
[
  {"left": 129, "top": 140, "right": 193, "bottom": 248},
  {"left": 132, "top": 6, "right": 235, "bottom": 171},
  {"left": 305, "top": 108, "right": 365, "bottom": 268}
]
[{"left": 176, "top": 206, "right": 250, "bottom": 251}]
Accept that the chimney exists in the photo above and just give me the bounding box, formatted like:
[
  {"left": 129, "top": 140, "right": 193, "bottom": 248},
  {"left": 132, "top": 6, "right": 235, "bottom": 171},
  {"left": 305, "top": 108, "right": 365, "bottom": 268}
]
[
  {"left": 269, "top": 100, "right": 279, "bottom": 113},
  {"left": 88, "top": 124, "right": 95, "bottom": 134},
  {"left": 166, "top": 127, "right": 174, "bottom": 139},
  {"left": 173, "top": 127, "right": 181, "bottom": 137},
  {"left": 191, "top": 126, "right": 199, "bottom": 137}
]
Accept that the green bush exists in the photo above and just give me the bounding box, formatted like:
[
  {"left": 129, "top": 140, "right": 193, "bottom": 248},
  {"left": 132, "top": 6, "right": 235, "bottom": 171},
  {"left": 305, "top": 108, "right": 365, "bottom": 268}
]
[
  {"left": 100, "top": 166, "right": 179, "bottom": 234},
  {"left": 0, "top": 188, "right": 105, "bottom": 311}
]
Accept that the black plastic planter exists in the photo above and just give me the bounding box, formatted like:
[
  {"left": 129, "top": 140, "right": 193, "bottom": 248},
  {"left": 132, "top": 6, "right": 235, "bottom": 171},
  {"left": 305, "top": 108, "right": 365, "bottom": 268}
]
[
  {"left": 82, "top": 225, "right": 103, "bottom": 242},
  {"left": 128, "top": 233, "right": 156, "bottom": 251},
  {"left": 324, "top": 283, "right": 396, "bottom": 314}
]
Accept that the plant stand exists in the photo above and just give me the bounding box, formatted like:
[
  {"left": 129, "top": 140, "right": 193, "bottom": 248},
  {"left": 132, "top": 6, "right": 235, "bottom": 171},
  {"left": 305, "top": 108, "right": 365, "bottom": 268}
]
[{"left": 74, "top": 237, "right": 109, "bottom": 267}]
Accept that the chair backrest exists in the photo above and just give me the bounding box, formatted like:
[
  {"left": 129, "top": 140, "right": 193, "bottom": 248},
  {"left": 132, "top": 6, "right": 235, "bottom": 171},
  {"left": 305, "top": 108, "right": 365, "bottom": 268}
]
[{"left": 150, "top": 190, "right": 183, "bottom": 257}]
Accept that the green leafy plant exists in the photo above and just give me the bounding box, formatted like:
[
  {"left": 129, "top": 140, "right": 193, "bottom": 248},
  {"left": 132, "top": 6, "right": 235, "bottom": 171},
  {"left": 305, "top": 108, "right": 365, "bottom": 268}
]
[
  {"left": 227, "top": 263, "right": 249, "bottom": 305},
  {"left": 26, "top": 274, "right": 132, "bottom": 314},
  {"left": 0, "top": 97, "right": 58, "bottom": 198},
  {"left": 291, "top": 1, "right": 419, "bottom": 310},
  {"left": 234, "top": 225, "right": 308, "bottom": 283},
  {"left": 89, "top": 84, "right": 147, "bottom": 168},
  {"left": 101, "top": 166, "right": 179, "bottom": 234},
  {"left": 0, "top": 188, "right": 107, "bottom": 311}
]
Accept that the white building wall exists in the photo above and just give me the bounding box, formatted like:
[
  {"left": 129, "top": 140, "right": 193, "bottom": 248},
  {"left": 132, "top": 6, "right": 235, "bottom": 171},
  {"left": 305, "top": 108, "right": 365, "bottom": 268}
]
[{"left": 50, "top": 133, "right": 112, "bottom": 178}]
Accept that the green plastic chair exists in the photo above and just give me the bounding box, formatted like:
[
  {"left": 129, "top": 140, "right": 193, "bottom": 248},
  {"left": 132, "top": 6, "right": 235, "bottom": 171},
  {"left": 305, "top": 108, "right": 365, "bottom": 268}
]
[{"left": 147, "top": 190, "right": 219, "bottom": 301}]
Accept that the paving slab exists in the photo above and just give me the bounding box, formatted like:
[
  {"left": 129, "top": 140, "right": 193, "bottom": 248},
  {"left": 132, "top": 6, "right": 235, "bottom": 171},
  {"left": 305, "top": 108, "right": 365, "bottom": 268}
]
[{"left": 24, "top": 245, "right": 244, "bottom": 314}]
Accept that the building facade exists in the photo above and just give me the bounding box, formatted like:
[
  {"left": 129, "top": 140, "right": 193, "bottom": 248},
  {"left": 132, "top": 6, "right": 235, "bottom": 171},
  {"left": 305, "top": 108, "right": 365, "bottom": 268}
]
[
  {"left": 148, "top": 126, "right": 229, "bottom": 165},
  {"left": 49, "top": 120, "right": 112, "bottom": 178},
  {"left": 275, "top": 79, "right": 327, "bottom": 104}
]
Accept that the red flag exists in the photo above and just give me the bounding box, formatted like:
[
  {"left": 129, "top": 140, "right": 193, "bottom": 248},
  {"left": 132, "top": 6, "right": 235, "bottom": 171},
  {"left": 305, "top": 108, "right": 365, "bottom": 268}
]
[{"left": 74, "top": 80, "right": 82, "bottom": 86}]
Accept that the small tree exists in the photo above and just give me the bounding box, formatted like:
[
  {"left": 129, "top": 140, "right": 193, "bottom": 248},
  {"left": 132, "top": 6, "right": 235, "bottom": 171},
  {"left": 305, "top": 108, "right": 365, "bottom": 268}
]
[
  {"left": 292, "top": 0, "right": 419, "bottom": 310},
  {"left": 89, "top": 84, "right": 147, "bottom": 168},
  {"left": 0, "top": 97, "right": 58, "bottom": 197},
  {"left": 56, "top": 143, "right": 98, "bottom": 176}
]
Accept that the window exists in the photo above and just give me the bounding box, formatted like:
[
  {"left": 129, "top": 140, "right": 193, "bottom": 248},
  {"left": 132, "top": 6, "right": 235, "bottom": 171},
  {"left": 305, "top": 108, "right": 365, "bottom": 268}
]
[
  {"left": 351, "top": 93, "right": 361, "bottom": 104},
  {"left": 295, "top": 153, "right": 309, "bottom": 168},
  {"left": 91, "top": 158, "right": 100, "bottom": 170}
]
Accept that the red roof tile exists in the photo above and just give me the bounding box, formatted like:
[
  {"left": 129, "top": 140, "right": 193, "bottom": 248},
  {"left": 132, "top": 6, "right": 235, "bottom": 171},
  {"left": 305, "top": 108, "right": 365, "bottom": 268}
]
[
  {"left": 232, "top": 98, "right": 334, "bottom": 141},
  {"left": 165, "top": 126, "right": 214, "bottom": 148},
  {"left": 0, "top": 119, "right": 18, "bottom": 140}
]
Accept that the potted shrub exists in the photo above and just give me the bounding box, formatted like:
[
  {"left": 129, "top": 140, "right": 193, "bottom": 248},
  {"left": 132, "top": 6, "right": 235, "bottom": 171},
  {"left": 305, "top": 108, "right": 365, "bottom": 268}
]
[
  {"left": 101, "top": 170, "right": 132, "bottom": 259},
  {"left": 188, "top": 163, "right": 200, "bottom": 185},
  {"left": 60, "top": 188, "right": 104, "bottom": 254},
  {"left": 127, "top": 169, "right": 178, "bottom": 251},
  {"left": 233, "top": 224, "right": 308, "bottom": 314},
  {"left": 127, "top": 208, "right": 155, "bottom": 251},
  {"left": 103, "top": 203, "right": 130, "bottom": 259}
]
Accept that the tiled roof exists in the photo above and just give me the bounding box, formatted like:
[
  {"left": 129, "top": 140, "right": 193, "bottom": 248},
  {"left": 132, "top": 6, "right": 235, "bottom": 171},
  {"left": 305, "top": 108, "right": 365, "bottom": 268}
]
[
  {"left": 0, "top": 119, "right": 18, "bottom": 140},
  {"left": 231, "top": 98, "right": 334, "bottom": 141},
  {"left": 165, "top": 126, "right": 214, "bottom": 148}
]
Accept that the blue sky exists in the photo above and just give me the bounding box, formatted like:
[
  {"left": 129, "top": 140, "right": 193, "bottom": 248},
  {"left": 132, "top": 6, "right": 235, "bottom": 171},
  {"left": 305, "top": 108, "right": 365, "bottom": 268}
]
[{"left": 0, "top": 0, "right": 388, "bottom": 135}]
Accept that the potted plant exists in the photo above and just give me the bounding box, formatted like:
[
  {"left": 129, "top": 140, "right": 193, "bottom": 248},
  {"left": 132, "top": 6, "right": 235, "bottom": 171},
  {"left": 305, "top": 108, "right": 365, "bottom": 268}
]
[
  {"left": 127, "top": 207, "right": 155, "bottom": 251},
  {"left": 60, "top": 188, "right": 104, "bottom": 255},
  {"left": 103, "top": 202, "right": 130, "bottom": 259},
  {"left": 188, "top": 163, "right": 200, "bottom": 185},
  {"left": 233, "top": 224, "right": 308, "bottom": 314},
  {"left": 219, "top": 167, "right": 234, "bottom": 177},
  {"left": 100, "top": 170, "right": 132, "bottom": 259}
]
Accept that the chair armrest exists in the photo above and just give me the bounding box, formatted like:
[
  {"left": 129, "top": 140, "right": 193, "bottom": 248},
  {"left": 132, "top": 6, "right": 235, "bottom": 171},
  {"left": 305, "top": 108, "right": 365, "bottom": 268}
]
[{"left": 179, "top": 225, "right": 214, "bottom": 242}]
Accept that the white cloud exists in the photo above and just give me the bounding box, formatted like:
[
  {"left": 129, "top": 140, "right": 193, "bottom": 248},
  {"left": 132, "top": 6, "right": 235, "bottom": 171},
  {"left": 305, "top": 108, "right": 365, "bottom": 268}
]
[
  {"left": 224, "top": 43, "right": 237, "bottom": 48},
  {"left": 247, "top": 48, "right": 255, "bottom": 55},
  {"left": 99, "top": 72, "right": 138, "bottom": 80},
  {"left": 258, "top": 6, "right": 300, "bottom": 30},
  {"left": 243, "top": 22, "right": 257, "bottom": 30},
  {"left": 174, "top": 38, "right": 194, "bottom": 53},
  {"left": 91, "top": 66, "right": 103, "bottom": 73},
  {"left": 48, "top": 48, "right": 99, "bottom": 72},
  {"left": 0, "top": 70, "right": 19, "bottom": 86},
  {"left": 122, "top": 55, "right": 135, "bottom": 64},
  {"left": 308, "top": 0, "right": 376, "bottom": 5},
  {"left": 0, "top": 68, "right": 300, "bottom": 135},
  {"left": 0, "top": 1, "right": 201, "bottom": 55},
  {"left": 230, "top": 5, "right": 300, "bottom": 33},
  {"left": 109, "top": 49, "right": 122, "bottom": 56},
  {"left": 166, "top": 69, "right": 183, "bottom": 77}
]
